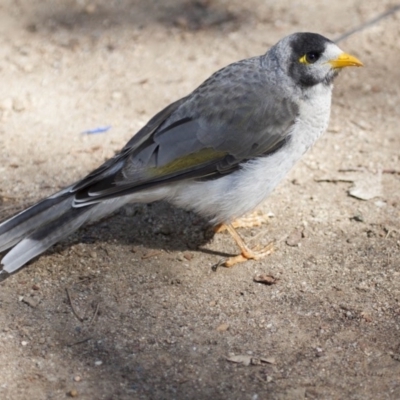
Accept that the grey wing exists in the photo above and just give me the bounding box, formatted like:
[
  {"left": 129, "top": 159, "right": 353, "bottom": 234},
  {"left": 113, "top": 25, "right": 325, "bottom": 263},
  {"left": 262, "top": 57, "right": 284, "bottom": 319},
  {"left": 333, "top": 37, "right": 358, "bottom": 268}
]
[
  {"left": 73, "top": 58, "right": 299, "bottom": 205},
  {"left": 72, "top": 96, "right": 190, "bottom": 192}
]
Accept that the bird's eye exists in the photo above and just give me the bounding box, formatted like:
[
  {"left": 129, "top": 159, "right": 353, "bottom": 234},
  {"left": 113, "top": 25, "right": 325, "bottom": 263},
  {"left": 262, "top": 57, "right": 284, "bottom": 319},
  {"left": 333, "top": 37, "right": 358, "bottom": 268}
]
[
  {"left": 306, "top": 52, "right": 320, "bottom": 63},
  {"left": 299, "top": 51, "right": 321, "bottom": 65}
]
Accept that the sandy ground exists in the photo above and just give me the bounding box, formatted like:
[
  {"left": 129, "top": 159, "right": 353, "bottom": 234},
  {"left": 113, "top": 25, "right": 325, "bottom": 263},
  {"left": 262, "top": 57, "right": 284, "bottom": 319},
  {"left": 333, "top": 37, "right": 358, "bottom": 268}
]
[{"left": 0, "top": 1, "right": 400, "bottom": 399}]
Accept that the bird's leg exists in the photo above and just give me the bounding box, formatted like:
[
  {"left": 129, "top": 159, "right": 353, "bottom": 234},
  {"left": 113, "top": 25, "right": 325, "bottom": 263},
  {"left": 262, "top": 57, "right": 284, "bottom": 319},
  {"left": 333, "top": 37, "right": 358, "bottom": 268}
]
[
  {"left": 217, "top": 223, "right": 274, "bottom": 268},
  {"left": 214, "top": 210, "right": 271, "bottom": 233}
]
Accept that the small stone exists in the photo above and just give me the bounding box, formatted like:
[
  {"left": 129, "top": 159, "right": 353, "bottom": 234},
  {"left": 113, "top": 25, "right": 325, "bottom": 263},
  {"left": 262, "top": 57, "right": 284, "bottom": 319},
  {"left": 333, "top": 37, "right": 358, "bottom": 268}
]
[
  {"left": 21, "top": 341, "right": 28, "bottom": 346},
  {"left": 328, "top": 126, "right": 340, "bottom": 133},
  {"left": 351, "top": 214, "right": 364, "bottom": 223},
  {"left": 68, "top": 389, "right": 78, "bottom": 397},
  {"left": 253, "top": 274, "right": 279, "bottom": 285},
  {"left": 111, "top": 91, "right": 122, "bottom": 100},
  {"left": 286, "top": 229, "right": 303, "bottom": 247},
  {"left": 226, "top": 355, "right": 252, "bottom": 366},
  {"left": 216, "top": 323, "right": 229, "bottom": 332},
  {"left": 374, "top": 200, "right": 386, "bottom": 208},
  {"left": 356, "top": 282, "right": 369, "bottom": 292},
  {"left": 73, "top": 376, "right": 81, "bottom": 382},
  {"left": 85, "top": 3, "right": 97, "bottom": 13},
  {"left": 315, "top": 347, "right": 324, "bottom": 357},
  {"left": 361, "top": 311, "right": 373, "bottom": 322},
  {"left": 22, "top": 295, "right": 40, "bottom": 308},
  {"left": 12, "top": 98, "right": 25, "bottom": 112},
  {"left": 94, "top": 360, "right": 103, "bottom": 366},
  {"left": 260, "top": 356, "right": 276, "bottom": 364},
  {"left": 89, "top": 251, "right": 97, "bottom": 259}
]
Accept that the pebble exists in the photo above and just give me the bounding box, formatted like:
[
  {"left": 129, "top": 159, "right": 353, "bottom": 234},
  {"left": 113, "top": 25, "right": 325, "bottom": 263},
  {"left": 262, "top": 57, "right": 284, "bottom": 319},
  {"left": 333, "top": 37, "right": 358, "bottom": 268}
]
[
  {"left": 111, "top": 91, "right": 122, "bottom": 100},
  {"left": 22, "top": 295, "right": 41, "bottom": 308},
  {"left": 12, "top": 98, "right": 25, "bottom": 112},
  {"left": 21, "top": 341, "right": 28, "bottom": 346},
  {"left": 216, "top": 323, "right": 229, "bottom": 332},
  {"left": 351, "top": 213, "right": 364, "bottom": 222},
  {"left": 260, "top": 356, "right": 276, "bottom": 364},
  {"left": 286, "top": 229, "right": 304, "bottom": 247},
  {"left": 68, "top": 389, "right": 78, "bottom": 397},
  {"left": 254, "top": 274, "right": 278, "bottom": 285},
  {"left": 226, "top": 355, "right": 252, "bottom": 366},
  {"left": 328, "top": 125, "right": 340, "bottom": 133},
  {"left": 85, "top": 3, "right": 97, "bottom": 14},
  {"left": 94, "top": 360, "right": 103, "bottom": 366},
  {"left": 74, "top": 376, "right": 81, "bottom": 382}
]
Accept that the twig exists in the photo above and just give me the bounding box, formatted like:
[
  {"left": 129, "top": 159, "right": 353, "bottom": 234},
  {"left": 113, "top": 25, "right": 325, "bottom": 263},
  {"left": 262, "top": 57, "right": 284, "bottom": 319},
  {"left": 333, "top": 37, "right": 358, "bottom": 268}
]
[
  {"left": 89, "top": 302, "right": 100, "bottom": 326},
  {"left": 335, "top": 5, "right": 400, "bottom": 43},
  {"left": 338, "top": 167, "right": 366, "bottom": 173},
  {"left": 65, "top": 287, "right": 84, "bottom": 322},
  {"left": 385, "top": 229, "right": 398, "bottom": 239},
  {"left": 141, "top": 250, "right": 162, "bottom": 259},
  {"left": 67, "top": 337, "right": 92, "bottom": 347}
]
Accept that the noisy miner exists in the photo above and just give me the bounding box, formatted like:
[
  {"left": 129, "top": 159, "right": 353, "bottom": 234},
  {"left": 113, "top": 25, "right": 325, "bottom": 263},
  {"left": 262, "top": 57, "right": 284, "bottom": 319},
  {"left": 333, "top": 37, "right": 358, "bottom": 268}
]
[{"left": 0, "top": 32, "right": 362, "bottom": 281}]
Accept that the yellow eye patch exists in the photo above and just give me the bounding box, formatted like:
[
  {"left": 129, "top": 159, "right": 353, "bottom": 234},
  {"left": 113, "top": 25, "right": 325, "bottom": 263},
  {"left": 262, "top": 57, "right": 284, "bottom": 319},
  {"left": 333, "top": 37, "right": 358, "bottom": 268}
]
[{"left": 299, "top": 55, "right": 308, "bottom": 64}]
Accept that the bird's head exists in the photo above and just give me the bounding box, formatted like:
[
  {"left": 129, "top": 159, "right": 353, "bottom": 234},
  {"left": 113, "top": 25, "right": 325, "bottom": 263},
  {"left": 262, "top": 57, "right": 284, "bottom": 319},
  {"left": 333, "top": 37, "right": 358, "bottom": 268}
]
[{"left": 270, "top": 32, "right": 363, "bottom": 88}]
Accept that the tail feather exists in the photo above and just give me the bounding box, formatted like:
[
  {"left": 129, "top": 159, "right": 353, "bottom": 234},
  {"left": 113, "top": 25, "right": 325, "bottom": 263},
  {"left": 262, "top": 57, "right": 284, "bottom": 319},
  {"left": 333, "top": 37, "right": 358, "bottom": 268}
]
[
  {"left": 0, "top": 190, "right": 134, "bottom": 280},
  {"left": 1, "top": 205, "right": 92, "bottom": 275},
  {"left": 0, "top": 190, "right": 73, "bottom": 252}
]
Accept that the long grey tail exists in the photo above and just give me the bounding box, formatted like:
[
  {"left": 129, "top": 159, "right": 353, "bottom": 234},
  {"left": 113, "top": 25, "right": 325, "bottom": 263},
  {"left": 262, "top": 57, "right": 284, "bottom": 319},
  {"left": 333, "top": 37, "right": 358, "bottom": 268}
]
[{"left": 0, "top": 188, "right": 97, "bottom": 281}]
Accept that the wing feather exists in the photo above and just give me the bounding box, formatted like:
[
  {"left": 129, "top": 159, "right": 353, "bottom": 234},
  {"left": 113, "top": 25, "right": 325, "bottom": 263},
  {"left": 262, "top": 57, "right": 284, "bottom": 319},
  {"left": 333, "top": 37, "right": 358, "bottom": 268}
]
[{"left": 73, "top": 58, "right": 299, "bottom": 205}]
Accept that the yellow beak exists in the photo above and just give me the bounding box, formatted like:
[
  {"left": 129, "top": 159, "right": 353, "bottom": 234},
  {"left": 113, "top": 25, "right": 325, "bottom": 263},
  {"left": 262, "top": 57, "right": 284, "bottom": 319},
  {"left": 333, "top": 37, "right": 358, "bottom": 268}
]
[{"left": 328, "top": 53, "right": 363, "bottom": 68}]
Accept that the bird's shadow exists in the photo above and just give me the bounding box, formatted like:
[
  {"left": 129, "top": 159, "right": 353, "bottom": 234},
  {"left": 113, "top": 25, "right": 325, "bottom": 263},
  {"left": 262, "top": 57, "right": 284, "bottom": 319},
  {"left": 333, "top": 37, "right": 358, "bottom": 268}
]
[{"left": 30, "top": 200, "right": 232, "bottom": 266}]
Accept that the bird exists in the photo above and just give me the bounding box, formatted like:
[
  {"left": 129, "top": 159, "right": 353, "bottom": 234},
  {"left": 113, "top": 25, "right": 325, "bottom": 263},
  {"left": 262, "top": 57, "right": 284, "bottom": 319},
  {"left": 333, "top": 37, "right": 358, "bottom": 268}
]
[{"left": 0, "top": 32, "right": 362, "bottom": 281}]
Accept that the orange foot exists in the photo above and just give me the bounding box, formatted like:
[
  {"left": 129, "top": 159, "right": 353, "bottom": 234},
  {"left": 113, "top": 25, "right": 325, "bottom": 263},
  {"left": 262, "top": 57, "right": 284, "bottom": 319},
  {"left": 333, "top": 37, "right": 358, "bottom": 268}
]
[{"left": 213, "top": 223, "right": 274, "bottom": 270}]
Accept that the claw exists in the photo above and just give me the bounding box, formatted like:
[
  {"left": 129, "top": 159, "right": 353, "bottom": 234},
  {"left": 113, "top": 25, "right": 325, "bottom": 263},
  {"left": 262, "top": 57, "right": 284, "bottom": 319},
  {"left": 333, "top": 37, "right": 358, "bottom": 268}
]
[{"left": 215, "top": 223, "right": 274, "bottom": 268}]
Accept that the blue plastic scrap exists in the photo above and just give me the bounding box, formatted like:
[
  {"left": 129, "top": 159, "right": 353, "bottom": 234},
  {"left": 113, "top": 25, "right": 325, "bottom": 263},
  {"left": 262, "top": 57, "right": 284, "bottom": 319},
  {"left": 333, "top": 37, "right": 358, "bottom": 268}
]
[{"left": 81, "top": 125, "right": 111, "bottom": 135}]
